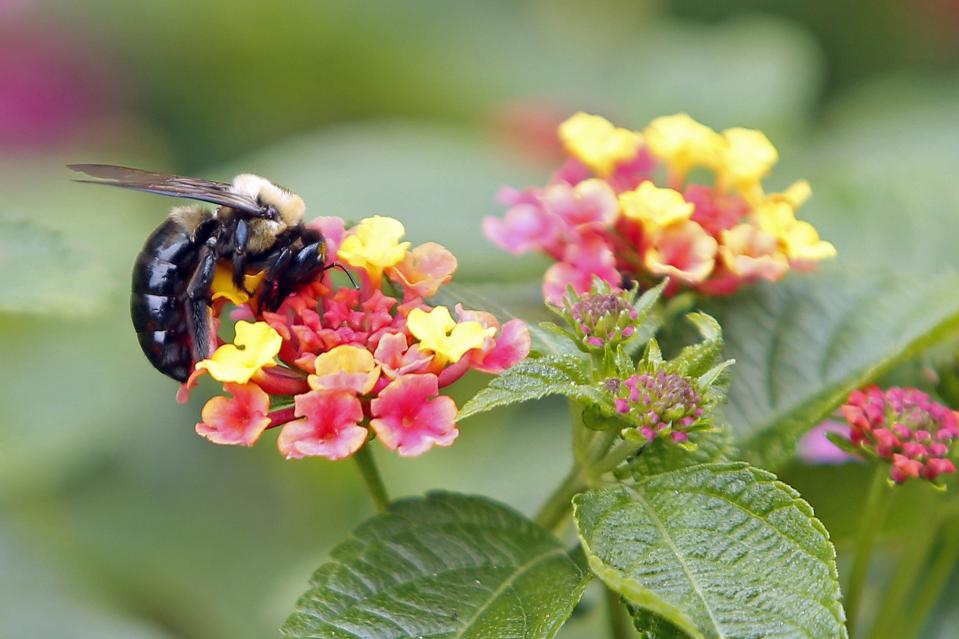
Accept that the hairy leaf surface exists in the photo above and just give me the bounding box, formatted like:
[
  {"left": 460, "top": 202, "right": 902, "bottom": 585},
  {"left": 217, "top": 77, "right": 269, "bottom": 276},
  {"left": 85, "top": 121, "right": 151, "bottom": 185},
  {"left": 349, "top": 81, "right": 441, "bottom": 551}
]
[
  {"left": 574, "top": 463, "right": 845, "bottom": 639},
  {"left": 458, "top": 354, "right": 601, "bottom": 421},
  {"left": 702, "top": 270, "right": 959, "bottom": 469},
  {"left": 283, "top": 493, "right": 589, "bottom": 639}
]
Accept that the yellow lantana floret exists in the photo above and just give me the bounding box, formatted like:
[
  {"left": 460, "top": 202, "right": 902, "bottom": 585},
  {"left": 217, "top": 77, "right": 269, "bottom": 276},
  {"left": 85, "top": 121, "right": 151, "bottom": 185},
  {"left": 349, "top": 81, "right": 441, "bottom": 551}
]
[
  {"left": 337, "top": 215, "right": 411, "bottom": 282},
  {"left": 407, "top": 306, "right": 494, "bottom": 366},
  {"left": 619, "top": 181, "right": 694, "bottom": 229},
  {"left": 768, "top": 179, "right": 812, "bottom": 209},
  {"left": 308, "top": 344, "right": 380, "bottom": 395},
  {"left": 644, "top": 113, "right": 723, "bottom": 178},
  {"left": 558, "top": 112, "right": 643, "bottom": 177},
  {"left": 719, "top": 127, "right": 779, "bottom": 192},
  {"left": 210, "top": 263, "right": 266, "bottom": 305},
  {"left": 756, "top": 201, "right": 836, "bottom": 262},
  {"left": 197, "top": 321, "right": 282, "bottom": 383}
]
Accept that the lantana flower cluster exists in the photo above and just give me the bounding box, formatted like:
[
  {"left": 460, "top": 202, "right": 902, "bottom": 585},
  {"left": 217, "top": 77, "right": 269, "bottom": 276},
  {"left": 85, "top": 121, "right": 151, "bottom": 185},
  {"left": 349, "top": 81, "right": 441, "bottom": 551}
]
[
  {"left": 552, "top": 279, "right": 638, "bottom": 351},
  {"left": 556, "top": 279, "right": 724, "bottom": 451},
  {"left": 836, "top": 386, "right": 959, "bottom": 484},
  {"left": 608, "top": 371, "right": 705, "bottom": 445},
  {"left": 184, "top": 215, "right": 530, "bottom": 460},
  {"left": 484, "top": 112, "right": 836, "bottom": 303}
]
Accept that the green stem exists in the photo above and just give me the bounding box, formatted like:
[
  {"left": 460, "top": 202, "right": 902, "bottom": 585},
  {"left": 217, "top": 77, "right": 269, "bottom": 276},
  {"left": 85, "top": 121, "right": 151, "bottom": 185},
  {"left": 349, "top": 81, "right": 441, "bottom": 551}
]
[
  {"left": 605, "top": 586, "right": 630, "bottom": 639},
  {"left": 845, "top": 466, "right": 894, "bottom": 638},
  {"left": 898, "top": 517, "right": 959, "bottom": 639},
  {"left": 354, "top": 444, "right": 390, "bottom": 512},
  {"left": 534, "top": 464, "right": 587, "bottom": 533},
  {"left": 868, "top": 515, "right": 937, "bottom": 639}
]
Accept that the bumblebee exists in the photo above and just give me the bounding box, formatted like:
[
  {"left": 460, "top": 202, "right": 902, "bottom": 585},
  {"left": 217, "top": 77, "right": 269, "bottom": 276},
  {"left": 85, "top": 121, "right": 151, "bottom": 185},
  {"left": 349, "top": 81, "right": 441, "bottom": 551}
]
[{"left": 70, "top": 164, "right": 331, "bottom": 382}]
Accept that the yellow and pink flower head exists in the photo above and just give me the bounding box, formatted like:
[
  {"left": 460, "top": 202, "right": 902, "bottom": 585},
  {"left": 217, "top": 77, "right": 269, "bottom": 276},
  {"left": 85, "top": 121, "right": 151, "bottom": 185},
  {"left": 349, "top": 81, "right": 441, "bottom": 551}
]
[
  {"left": 484, "top": 112, "right": 836, "bottom": 303},
  {"left": 183, "top": 215, "right": 530, "bottom": 460}
]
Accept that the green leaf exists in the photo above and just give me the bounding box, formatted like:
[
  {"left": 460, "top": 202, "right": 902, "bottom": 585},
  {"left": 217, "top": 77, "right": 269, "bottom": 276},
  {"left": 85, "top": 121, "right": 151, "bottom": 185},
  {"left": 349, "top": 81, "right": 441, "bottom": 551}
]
[
  {"left": 574, "top": 463, "right": 846, "bottom": 639},
  {"left": 0, "top": 220, "right": 110, "bottom": 316},
  {"left": 282, "top": 492, "right": 589, "bottom": 639},
  {"left": 701, "top": 269, "right": 959, "bottom": 470},
  {"left": 628, "top": 604, "right": 690, "bottom": 639},
  {"left": 459, "top": 353, "right": 603, "bottom": 421},
  {"left": 669, "top": 313, "right": 724, "bottom": 378}
]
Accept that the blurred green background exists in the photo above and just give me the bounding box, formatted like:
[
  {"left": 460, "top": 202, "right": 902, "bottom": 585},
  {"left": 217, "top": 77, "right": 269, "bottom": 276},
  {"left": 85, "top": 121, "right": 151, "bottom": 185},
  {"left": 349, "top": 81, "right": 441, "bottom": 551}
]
[{"left": 2, "top": 1, "right": 959, "bottom": 637}]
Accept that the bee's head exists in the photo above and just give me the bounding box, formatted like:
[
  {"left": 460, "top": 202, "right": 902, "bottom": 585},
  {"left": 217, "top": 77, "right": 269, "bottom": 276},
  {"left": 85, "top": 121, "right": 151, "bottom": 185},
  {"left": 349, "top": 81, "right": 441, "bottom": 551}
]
[{"left": 230, "top": 174, "right": 305, "bottom": 227}]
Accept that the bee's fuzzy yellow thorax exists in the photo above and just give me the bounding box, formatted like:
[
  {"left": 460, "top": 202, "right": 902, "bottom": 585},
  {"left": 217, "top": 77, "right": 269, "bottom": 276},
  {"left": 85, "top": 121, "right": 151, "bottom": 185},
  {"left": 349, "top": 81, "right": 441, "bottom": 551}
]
[{"left": 230, "top": 173, "right": 305, "bottom": 227}]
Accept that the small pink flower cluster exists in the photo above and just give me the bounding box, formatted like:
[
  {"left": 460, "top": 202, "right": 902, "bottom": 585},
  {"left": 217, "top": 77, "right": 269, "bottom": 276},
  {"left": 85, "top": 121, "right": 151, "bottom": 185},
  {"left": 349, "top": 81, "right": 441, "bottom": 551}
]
[
  {"left": 841, "top": 386, "right": 959, "bottom": 484},
  {"left": 186, "top": 215, "right": 530, "bottom": 460},
  {"left": 608, "top": 371, "right": 705, "bottom": 444},
  {"left": 483, "top": 112, "right": 836, "bottom": 303}
]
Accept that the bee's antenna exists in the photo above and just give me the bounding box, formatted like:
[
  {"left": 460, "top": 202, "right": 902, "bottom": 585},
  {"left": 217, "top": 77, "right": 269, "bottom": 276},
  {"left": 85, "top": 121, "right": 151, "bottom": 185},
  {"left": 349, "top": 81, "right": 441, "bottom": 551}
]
[{"left": 330, "top": 263, "right": 359, "bottom": 289}]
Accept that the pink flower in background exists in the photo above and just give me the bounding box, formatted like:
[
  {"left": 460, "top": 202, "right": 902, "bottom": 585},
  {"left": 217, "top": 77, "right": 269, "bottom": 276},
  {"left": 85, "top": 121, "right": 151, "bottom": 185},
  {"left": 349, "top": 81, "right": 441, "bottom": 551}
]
[
  {"left": 483, "top": 199, "right": 562, "bottom": 256},
  {"left": 798, "top": 421, "right": 855, "bottom": 465},
  {"left": 485, "top": 112, "right": 836, "bottom": 300},
  {"left": 832, "top": 386, "right": 959, "bottom": 484},
  {"left": 684, "top": 184, "right": 748, "bottom": 236},
  {"left": 542, "top": 232, "right": 620, "bottom": 304},
  {"left": 542, "top": 179, "right": 619, "bottom": 230},
  {"left": 644, "top": 220, "right": 718, "bottom": 286},
  {"left": 0, "top": 25, "right": 118, "bottom": 148}
]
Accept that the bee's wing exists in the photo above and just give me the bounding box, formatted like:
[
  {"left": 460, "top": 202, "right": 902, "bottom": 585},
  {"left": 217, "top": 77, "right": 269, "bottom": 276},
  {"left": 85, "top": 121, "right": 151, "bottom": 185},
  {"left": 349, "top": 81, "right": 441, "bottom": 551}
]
[{"left": 68, "top": 164, "right": 266, "bottom": 215}]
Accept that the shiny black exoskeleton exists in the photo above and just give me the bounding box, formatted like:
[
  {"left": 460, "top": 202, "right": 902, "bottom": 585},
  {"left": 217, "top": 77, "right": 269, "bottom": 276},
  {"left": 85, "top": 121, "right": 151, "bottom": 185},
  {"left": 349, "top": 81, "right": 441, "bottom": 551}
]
[{"left": 70, "top": 164, "right": 329, "bottom": 382}]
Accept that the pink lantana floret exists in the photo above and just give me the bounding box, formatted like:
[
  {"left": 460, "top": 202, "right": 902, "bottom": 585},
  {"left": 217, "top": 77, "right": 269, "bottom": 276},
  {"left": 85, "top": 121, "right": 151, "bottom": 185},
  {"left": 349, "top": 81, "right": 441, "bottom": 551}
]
[
  {"left": 307, "top": 216, "right": 346, "bottom": 259},
  {"left": 370, "top": 374, "right": 458, "bottom": 457},
  {"left": 835, "top": 385, "right": 959, "bottom": 484},
  {"left": 483, "top": 201, "right": 562, "bottom": 256},
  {"left": 543, "top": 232, "right": 620, "bottom": 305},
  {"left": 373, "top": 332, "right": 433, "bottom": 379},
  {"left": 195, "top": 382, "right": 272, "bottom": 447},
  {"left": 277, "top": 389, "right": 367, "bottom": 460},
  {"left": 542, "top": 179, "right": 618, "bottom": 231},
  {"left": 389, "top": 242, "right": 458, "bottom": 298}
]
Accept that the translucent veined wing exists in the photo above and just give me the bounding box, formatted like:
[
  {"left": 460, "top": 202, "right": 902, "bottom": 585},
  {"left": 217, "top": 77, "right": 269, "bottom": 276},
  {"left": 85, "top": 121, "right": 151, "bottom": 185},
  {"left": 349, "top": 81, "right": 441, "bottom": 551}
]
[{"left": 69, "top": 164, "right": 271, "bottom": 216}]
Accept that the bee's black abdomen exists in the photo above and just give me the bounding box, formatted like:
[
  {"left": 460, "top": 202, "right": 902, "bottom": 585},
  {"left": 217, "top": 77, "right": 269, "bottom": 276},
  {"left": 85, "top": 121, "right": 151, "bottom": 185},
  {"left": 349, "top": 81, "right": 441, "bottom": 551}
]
[
  {"left": 131, "top": 258, "right": 182, "bottom": 297},
  {"left": 137, "top": 329, "right": 192, "bottom": 382},
  {"left": 131, "top": 293, "right": 181, "bottom": 332},
  {"left": 131, "top": 217, "right": 205, "bottom": 382}
]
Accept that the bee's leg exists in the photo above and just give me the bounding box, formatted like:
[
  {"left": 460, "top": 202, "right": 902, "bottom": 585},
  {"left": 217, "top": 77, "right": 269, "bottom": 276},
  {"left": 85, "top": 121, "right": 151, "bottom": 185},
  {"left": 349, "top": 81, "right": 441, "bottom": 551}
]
[
  {"left": 265, "top": 240, "right": 329, "bottom": 311},
  {"left": 256, "top": 246, "right": 293, "bottom": 312},
  {"left": 231, "top": 218, "right": 251, "bottom": 293},
  {"left": 184, "top": 238, "right": 219, "bottom": 363}
]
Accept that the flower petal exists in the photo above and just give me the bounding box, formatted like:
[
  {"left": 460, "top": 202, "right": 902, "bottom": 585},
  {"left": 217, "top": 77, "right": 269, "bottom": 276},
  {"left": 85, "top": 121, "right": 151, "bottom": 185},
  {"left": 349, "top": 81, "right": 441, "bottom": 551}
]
[
  {"left": 196, "top": 321, "right": 282, "bottom": 383},
  {"left": 195, "top": 382, "right": 271, "bottom": 447},
  {"left": 388, "top": 242, "right": 458, "bottom": 297},
  {"left": 370, "top": 374, "right": 458, "bottom": 457},
  {"left": 307, "top": 344, "right": 380, "bottom": 394},
  {"left": 277, "top": 390, "right": 367, "bottom": 460}
]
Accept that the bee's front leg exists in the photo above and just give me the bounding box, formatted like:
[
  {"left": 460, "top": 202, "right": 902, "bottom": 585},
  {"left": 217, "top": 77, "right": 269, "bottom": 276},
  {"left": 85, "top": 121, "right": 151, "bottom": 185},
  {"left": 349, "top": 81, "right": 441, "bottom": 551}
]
[
  {"left": 256, "top": 246, "right": 293, "bottom": 313},
  {"left": 231, "top": 218, "right": 252, "bottom": 294},
  {"left": 185, "top": 237, "right": 219, "bottom": 363}
]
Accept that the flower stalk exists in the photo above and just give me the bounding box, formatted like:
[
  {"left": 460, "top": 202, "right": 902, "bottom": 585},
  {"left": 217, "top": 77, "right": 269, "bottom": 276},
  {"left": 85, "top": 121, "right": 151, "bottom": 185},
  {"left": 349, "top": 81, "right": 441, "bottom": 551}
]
[
  {"left": 533, "top": 464, "right": 587, "bottom": 533},
  {"left": 605, "top": 587, "right": 630, "bottom": 639},
  {"left": 353, "top": 443, "right": 390, "bottom": 513},
  {"left": 845, "top": 465, "right": 895, "bottom": 638},
  {"left": 897, "top": 517, "right": 959, "bottom": 639}
]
